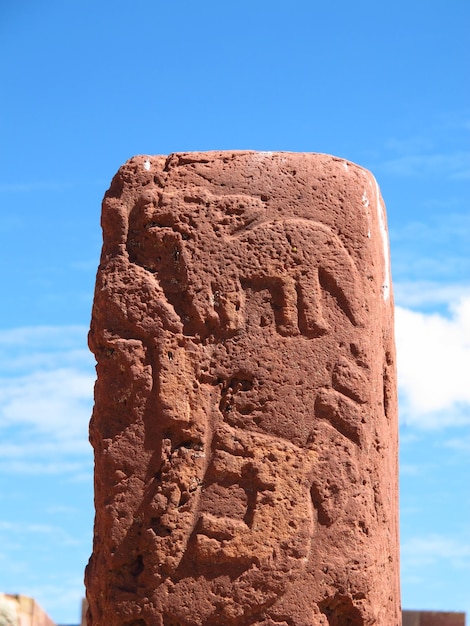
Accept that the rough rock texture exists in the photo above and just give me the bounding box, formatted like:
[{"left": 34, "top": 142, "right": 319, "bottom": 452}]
[
  {"left": 0, "top": 593, "right": 56, "bottom": 626},
  {"left": 402, "top": 612, "right": 466, "bottom": 626},
  {"left": 85, "top": 151, "right": 400, "bottom": 625}
]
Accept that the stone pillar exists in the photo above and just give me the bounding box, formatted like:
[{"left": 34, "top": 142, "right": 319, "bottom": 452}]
[{"left": 85, "top": 151, "right": 400, "bottom": 625}]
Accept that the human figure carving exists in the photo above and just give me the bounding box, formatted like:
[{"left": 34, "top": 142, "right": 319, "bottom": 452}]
[{"left": 86, "top": 151, "right": 401, "bottom": 626}]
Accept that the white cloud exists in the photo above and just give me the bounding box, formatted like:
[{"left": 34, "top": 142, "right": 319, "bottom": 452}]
[
  {"left": 379, "top": 152, "right": 470, "bottom": 179},
  {"left": 0, "top": 324, "right": 89, "bottom": 350},
  {"left": 0, "top": 326, "right": 95, "bottom": 475},
  {"left": 395, "top": 296, "right": 470, "bottom": 428},
  {"left": 45, "top": 505, "right": 79, "bottom": 515},
  {"left": 0, "top": 181, "right": 70, "bottom": 193},
  {"left": 443, "top": 435, "right": 470, "bottom": 454},
  {"left": 70, "top": 259, "right": 100, "bottom": 271},
  {"left": 18, "top": 579, "right": 85, "bottom": 625},
  {"left": 0, "top": 373, "right": 93, "bottom": 473},
  {"left": 0, "top": 521, "right": 61, "bottom": 534},
  {"left": 0, "top": 569, "right": 86, "bottom": 623},
  {"left": 394, "top": 282, "right": 470, "bottom": 309},
  {"left": 0, "top": 325, "right": 94, "bottom": 375},
  {"left": 390, "top": 213, "right": 470, "bottom": 246},
  {"left": 0, "top": 368, "right": 94, "bottom": 435},
  {"left": 0, "top": 459, "right": 90, "bottom": 476},
  {"left": 384, "top": 136, "right": 435, "bottom": 154},
  {"left": 401, "top": 533, "right": 470, "bottom": 570},
  {"left": 5, "top": 348, "right": 92, "bottom": 375},
  {"left": 400, "top": 463, "right": 425, "bottom": 476},
  {"left": 0, "top": 520, "right": 84, "bottom": 551}
]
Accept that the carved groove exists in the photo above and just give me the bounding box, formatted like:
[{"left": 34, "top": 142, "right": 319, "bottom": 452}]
[{"left": 87, "top": 152, "right": 399, "bottom": 625}]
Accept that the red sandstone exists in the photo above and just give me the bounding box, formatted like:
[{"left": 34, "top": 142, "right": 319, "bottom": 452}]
[{"left": 85, "top": 151, "right": 400, "bottom": 625}]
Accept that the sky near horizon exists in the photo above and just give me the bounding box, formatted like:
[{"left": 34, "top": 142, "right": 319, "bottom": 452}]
[{"left": 0, "top": 1, "right": 469, "bottom": 623}]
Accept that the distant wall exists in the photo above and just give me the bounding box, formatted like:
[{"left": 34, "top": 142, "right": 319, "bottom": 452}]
[{"left": 402, "top": 611, "right": 466, "bottom": 626}]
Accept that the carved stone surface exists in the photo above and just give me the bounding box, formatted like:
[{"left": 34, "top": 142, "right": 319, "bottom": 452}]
[{"left": 85, "top": 151, "right": 400, "bottom": 625}]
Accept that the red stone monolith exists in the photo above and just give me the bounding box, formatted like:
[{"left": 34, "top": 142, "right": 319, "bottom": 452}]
[{"left": 85, "top": 151, "right": 400, "bottom": 625}]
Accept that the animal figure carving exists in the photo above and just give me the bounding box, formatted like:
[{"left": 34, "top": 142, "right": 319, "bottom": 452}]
[{"left": 86, "top": 152, "right": 400, "bottom": 626}]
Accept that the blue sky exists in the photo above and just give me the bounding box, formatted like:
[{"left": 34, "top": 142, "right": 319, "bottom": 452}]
[{"left": 0, "top": 1, "right": 469, "bottom": 623}]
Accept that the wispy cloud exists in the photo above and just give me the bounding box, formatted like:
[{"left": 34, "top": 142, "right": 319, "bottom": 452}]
[
  {"left": 378, "top": 152, "right": 470, "bottom": 180},
  {"left": 0, "top": 181, "right": 71, "bottom": 193},
  {"left": 394, "top": 281, "right": 470, "bottom": 309},
  {"left": 0, "top": 569, "right": 86, "bottom": 623},
  {"left": 45, "top": 504, "right": 79, "bottom": 515},
  {"left": 70, "top": 259, "right": 100, "bottom": 271},
  {"left": 0, "top": 326, "right": 94, "bottom": 475},
  {"left": 0, "top": 458, "right": 91, "bottom": 476},
  {"left": 395, "top": 295, "right": 470, "bottom": 428},
  {"left": 390, "top": 212, "right": 470, "bottom": 285},
  {"left": 400, "top": 463, "right": 426, "bottom": 476},
  {"left": 0, "top": 325, "right": 89, "bottom": 349},
  {"left": 13, "top": 579, "right": 85, "bottom": 625},
  {"left": 443, "top": 435, "right": 470, "bottom": 454},
  {"left": 0, "top": 368, "right": 94, "bottom": 432},
  {"left": 0, "top": 367, "right": 94, "bottom": 477},
  {"left": 384, "top": 136, "right": 435, "bottom": 154},
  {"left": 390, "top": 212, "right": 470, "bottom": 246},
  {"left": 0, "top": 520, "right": 75, "bottom": 538},
  {"left": 401, "top": 533, "right": 470, "bottom": 570},
  {"left": 377, "top": 113, "right": 470, "bottom": 180}
]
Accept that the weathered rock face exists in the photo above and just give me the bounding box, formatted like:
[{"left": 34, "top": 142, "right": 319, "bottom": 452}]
[{"left": 85, "top": 151, "right": 400, "bottom": 626}]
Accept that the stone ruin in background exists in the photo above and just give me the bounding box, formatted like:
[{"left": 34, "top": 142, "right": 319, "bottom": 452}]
[
  {"left": 0, "top": 593, "right": 56, "bottom": 626},
  {"left": 402, "top": 612, "right": 466, "bottom": 626},
  {"left": 85, "top": 151, "right": 400, "bottom": 625}
]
